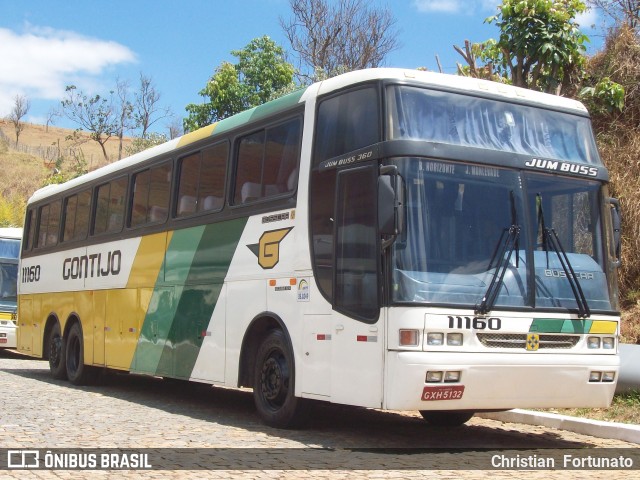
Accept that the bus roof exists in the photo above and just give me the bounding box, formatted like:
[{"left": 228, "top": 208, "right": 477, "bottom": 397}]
[
  {"left": 0, "top": 227, "right": 22, "bottom": 240},
  {"left": 27, "top": 68, "right": 590, "bottom": 205}
]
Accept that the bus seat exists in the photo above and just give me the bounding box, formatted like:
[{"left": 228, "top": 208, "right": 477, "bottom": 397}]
[
  {"left": 178, "top": 195, "right": 197, "bottom": 216},
  {"left": 202, "top": 195, "right": 223, "bottom": 211},
  {"left": 149, "top": 206, "right": 167, "bottom": 223},
  {"left": 241, "top": 182, "right": 262, "bottom": 203},
  {"left": 287, "top": 168, "right": 298, "bottom": 191}
]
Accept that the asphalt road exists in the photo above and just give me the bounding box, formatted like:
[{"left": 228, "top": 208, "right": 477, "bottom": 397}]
[{"left": 0, "top": 349, "right": 637, "bottom": 479}]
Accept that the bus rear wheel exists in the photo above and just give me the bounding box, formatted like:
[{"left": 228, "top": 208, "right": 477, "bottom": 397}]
[
  {"left": 65, "top": 323, "right": 94, "bottom": 386},
  {"left": 253, "top": 329, "right": 307, "bottom": 428},
  {"left": 48, "top": 322, "right": 67, "bottom": 380},
  {"left": 419, "top": 410, "right": 474, "bottom": 427}
]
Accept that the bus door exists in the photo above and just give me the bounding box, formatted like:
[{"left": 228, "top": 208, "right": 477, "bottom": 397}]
[{"left": 329, "top": 165, "right": 384, "bottom": 408}]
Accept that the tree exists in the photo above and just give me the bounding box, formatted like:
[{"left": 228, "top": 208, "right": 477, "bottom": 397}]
[
  {"left": 458, "top": 0, "right": 590, "bottom": 96},
  {"left": 134, "top": 73, "right": 171, "bottom": 138},
  {"left": 280, "top": 0, "right": 399, "bottom": 82},
  {"left": 61, "top": 85, "right": 118, "bottom": 162},
  {"left": 8, "top": 94, "right": 30, "bottom": 145},
  {"left": 588, "top": 0, "right": 640, "bottom": 32},
  {"left": 115, "top": 78, "right": 135, "bottom": 160},
  {"left": 184, "top": 36, "right": 295, "bottom": 131}
]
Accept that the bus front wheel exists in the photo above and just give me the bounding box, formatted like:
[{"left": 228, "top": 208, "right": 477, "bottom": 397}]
[
  {"left": 419, "top": 410, "right": 474, "bottom": 427},
  {"left": 253, "top": 329, "right": 306, "bottom": 428},
  {"left": 48, "top": 322, "right": 67, "bottom": 380}
]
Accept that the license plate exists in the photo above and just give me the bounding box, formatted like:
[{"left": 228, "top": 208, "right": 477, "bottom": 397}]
[{"left": 421, "top": 385, "right": 465, "bottom": 401}]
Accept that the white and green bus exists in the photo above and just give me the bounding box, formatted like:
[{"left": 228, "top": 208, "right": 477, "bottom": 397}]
[{"left": 18, "top": 69, "right": 622, "bottom": 427}]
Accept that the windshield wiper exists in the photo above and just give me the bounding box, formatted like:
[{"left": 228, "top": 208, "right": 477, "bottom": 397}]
[
  {"left": 475, "top": 191, "right": 520, "bottom": 316},
  {"left": 536, "top": 194, "right": 590, "bottom": 318}
]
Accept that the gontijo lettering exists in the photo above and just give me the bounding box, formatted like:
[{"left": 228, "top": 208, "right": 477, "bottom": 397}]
[{"left": 62, "top": 251, "right": 122, "bottom": 280}]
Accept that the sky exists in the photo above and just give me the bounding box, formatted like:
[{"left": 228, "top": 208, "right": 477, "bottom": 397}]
[{"left": 0, "top": 0, "right": 603, "bottom": 135}]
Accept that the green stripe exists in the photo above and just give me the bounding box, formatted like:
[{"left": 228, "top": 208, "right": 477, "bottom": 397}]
[
  {"left": 132, "top": 217, "right": 248, "bottom": 379},
  {"left": 131, "top": 226, "right": 205, "bottom": 374},
  {"left": 529, "top": 318, "right": 592, "bottom": 334}
]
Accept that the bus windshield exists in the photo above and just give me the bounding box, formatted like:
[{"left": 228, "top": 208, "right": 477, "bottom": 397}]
[
  {"left": 387, "top": 85, "right": 602, "bottom": 165},
  {"left": 0, "top": 238, "right": 20, "bottom": 303},
  {"left": 391, "top": 158, "right": 615, "bottom": 313}
]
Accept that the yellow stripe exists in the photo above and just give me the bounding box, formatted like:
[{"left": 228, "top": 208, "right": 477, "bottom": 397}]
[
  {"left": 589, "top": 321, "right": 618, "bottom": 334},
  {"left": 0, "top": 312, "right": 15, "bottom": 320},
  {"left": 127, "top": 231, "right": 173, "bottom": 288},
  {"left": 177, "top": 123, "right": 217, "bottom": 148}
]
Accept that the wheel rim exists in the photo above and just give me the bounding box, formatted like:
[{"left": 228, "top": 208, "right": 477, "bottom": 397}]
[
  {"left": 50, "top": 335, "right": 62, "bottom": 368},
  {"left": 260, "top": 350, "right": 289, "bottom": 408}
]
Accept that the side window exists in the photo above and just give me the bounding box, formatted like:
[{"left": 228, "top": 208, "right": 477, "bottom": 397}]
[
  {"left": 233, "top": 117, "right": 301, "bottom": 204},
  {"left": 36, "top": 200, "right": 61, "bottom": 248},
  {"left": 176, "top": 142, "right": 228, "bottom": 217},
  {"left": 130, "top": 162, "right": 172, "bottom": 227},
  {"left": 313, "top": 86, "right": 379, "bottom": 164},
  {"left": 62, "top": 189, "right": 91, "bottom": 242},
  {"left": 94, "top": 177, "right": 127, "bottom": 235}
]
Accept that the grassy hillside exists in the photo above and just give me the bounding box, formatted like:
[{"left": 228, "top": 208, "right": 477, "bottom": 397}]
[{"left": 0, "top": 120, "right": 132, "bottom": 228}]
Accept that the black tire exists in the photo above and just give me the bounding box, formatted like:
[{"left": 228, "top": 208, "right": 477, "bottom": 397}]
[
  {"left": 253, "top": 329, "right": 307, "bottom": 428},
  {"left": 48, "top": 322, "right": 67, "bottom": 380},
  {"left": 419, "top": 410, "right": 474, "bottom": 427},
  {"left": 65, "top": 322, "right": 94, "bottom": 385}
]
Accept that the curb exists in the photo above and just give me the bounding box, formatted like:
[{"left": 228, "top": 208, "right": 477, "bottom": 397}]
[{"left": 477, "top": 409, "right": 640, "bottom": 445}]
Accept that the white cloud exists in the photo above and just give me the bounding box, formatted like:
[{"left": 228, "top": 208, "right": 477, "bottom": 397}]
[
  {"left": 0, "top": 25, "right": 136, "bottom": 116},
  {"left": 412, "top": 0, "right": 498, "bottom": 14}
]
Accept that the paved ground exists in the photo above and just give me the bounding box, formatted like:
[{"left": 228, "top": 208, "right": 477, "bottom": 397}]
[{"left": 0, "top": 349, "right": 637, "bottom": 479}]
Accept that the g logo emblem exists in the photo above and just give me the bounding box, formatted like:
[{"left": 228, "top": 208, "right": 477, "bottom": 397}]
[{"left": 248, "top": 228, "right": 293, "bottom": 269}]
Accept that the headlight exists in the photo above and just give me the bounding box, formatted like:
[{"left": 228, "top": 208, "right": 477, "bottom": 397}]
[
  {"left": 587, "top": 337, "right": 601, "bottom": 349},
  {"left": 589, "top": 371, "right": 602, "bottom": 382},
  {"left": 447, "top": 333, "right": 463, "bottom": 346},
  {"left": 426, "top": 371, "right": 443, "bottom": 383},
  {"left": 444, "top": 371, "right": 461, "bottom": 382},
  {"left": 427, "top": 333, "right": 444, "bottom": 346},
  {"left": 602, "top": 372, "right": 616, "bottom": 382},
  {"left": 602, "top": 337, "right": 615, "bottom": 350}
]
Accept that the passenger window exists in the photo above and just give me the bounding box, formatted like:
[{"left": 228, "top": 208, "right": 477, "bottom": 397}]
[
  {"left": 62, "top": 189, "right": 91, "bottom": 242},
  {"left": 94, "top": 177, "right": 127, "bottom": 235},
  {"left": 176, "top": 142, "right": 228, "bottom": 217},
  {"left": 130, "top": 162, "right": 172, "bottom": 227},
  {"left": 234, "top": 117, "right": 301, "bottom": 204},
  {"left": 23, "top": 209, "right": 34, "bottom": 252},
  {"left": 36, "top": 200, "right": 61, "bottom": 248}
]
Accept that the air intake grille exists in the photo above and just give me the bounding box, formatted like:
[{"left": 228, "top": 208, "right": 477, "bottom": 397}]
[{"left": 477, "top": 333, "right": 580, "bottom": 349}]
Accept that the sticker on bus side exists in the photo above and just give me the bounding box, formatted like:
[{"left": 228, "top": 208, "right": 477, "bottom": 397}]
[{"left": 421, "top": 385, "right": 465, "bottom": 401}]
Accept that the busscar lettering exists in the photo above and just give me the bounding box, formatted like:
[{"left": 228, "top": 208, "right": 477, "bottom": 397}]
[{"left": 62, "top": 250, "right": 122, "bottom": 280}]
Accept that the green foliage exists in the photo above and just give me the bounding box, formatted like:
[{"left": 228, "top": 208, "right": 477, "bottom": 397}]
[
  {"left": 482, "top": 0, "right": 589, "bottom": 94},
  {"left": 184, "top": 36, "right": 296, "bottom": 131},
  {"left": 42, "top": 151, "right": 88, "bottom": 186},
  {"left": 125, "top": 132, "right": 168, "bottom": 156},
  {"left": 580, "top": 77, "right": 625, "bottom": 114}
]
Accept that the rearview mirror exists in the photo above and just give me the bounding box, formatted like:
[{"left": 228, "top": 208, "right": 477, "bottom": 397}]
[{"left": 378, "top": 166, "right": 405, "bottom": 240}]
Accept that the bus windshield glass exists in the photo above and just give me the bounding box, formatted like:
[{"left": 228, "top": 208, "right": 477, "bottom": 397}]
[
  {"left": 387, "top": 85, "right": 602, "bottom": 165},
  {"left": 391, "top": 159, "right": 615, "bottom": 313},
  {"left": 0, "top": 238, "right": 20, "bottom": 303}
]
